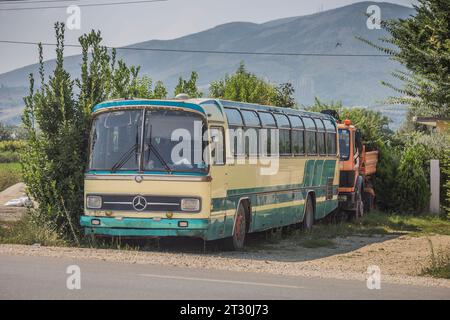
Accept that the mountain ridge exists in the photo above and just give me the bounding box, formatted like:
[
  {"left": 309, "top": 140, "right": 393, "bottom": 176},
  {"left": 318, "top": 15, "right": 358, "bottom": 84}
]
[{"left": 0, "top": 1, "right": 414, "bottom": 126}]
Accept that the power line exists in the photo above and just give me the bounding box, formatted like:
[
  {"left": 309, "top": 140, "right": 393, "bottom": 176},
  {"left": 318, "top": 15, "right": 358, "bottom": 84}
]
[
  {"left": 0, "top": 0, "right": 81, "bottom": 4},
  {"left": 0, "top": 0, "right": 167, "bottom": 11},
  {"left": 0, "top": 40, "right": 391, "bottom": 57}
]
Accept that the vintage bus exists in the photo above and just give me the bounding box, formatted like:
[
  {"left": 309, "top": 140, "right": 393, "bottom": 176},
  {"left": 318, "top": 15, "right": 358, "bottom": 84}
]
[{"left": 80, "top": 98, "right": 339, "bottom": 250}]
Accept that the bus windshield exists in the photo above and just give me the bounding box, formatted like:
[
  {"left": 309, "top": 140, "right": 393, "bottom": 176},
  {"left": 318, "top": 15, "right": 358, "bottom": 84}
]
[
  {"left": 338, "top": 128, "right": 350, "bottom": 160},
  {"left": 89, "top": 108, "right": 208, "bottom": 174}
]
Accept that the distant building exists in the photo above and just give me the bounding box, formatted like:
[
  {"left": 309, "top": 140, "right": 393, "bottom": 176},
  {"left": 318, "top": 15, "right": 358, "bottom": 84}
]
[{"left": 413, "top": 117, "right": 450, "bottom": 134}]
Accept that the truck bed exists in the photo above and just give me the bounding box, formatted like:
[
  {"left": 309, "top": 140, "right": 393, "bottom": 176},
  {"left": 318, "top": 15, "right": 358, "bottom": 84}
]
[{"left": 363, "top": 150, "right": 378, "bottom": 176}]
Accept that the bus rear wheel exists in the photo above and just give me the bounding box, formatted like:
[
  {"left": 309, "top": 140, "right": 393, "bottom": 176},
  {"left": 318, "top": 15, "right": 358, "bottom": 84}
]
[
  {"left": 303, "top": 195, "right": 314, "bottom": 231},
  {"left": 223, "top": 203, "right": 247, "bottom": 251}
]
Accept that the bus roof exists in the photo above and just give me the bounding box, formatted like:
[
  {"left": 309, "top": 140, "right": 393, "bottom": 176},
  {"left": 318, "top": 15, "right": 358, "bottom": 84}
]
[
  {"left": 215, "top": 99, "right": 333, "bottom": 120},
  {"left": 92, "top": 98, "right": 335, "bottom": 121}
]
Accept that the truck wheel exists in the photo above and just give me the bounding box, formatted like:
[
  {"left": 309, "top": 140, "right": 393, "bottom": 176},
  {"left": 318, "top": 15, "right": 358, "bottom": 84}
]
[
  {"left": 303, "top": 195, "right": 314, "bottom": 231},
  {"left": 223, "top": 203, "right": 246, "bottom": 250},
  {"left": 363, "top": 192, "right": 373, "bottom": 213},
  {"left": 356, "top": 188, "right": 364, "bottom": 219}
]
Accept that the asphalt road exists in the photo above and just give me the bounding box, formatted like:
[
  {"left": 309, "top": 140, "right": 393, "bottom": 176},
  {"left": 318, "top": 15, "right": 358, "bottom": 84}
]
[{"left": 0, "top": 254, "right": 449, "bottom": 300}]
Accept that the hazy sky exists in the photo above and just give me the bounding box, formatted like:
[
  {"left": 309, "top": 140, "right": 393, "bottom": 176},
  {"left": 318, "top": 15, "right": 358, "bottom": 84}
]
[{"left": 0, "top": 0, "right": 417, "bottom": 74}]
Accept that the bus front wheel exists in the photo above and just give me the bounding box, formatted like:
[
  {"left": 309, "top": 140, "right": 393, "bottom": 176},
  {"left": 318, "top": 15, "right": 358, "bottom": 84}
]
[{"left": 224, "top": 203, "right": 247, "bottom": 251}]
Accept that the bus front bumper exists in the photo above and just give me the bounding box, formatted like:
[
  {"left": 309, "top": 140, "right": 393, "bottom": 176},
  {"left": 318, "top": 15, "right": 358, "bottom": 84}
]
[{"left": 80, "top": 216, "right": 209, "bottom": 239}]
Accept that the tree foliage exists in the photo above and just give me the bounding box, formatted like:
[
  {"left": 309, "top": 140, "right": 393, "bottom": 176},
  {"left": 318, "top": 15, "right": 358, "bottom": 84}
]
[
  {"left": 174, "top": 71, "right": 202, "bottom": 98},
  {"left": 395, "top": 145, "right": 430, "bottom": 214},
  {"left": 441, "top": 146, "right": 450, "bottom": 217},
  {"left": 209, "top": 63, "right": 296, "bottom": 107},
  {"left": 22, "top": 23, "right": 83, "bottom": 243},
  {"left": 272, "top": 83, "right": 296, "bottom": 109},
  {"left": 21, "top": 23, "right": 168, "bottom": 243},
  {"left": 306, "top": 98, "right": 392, "bottom": 149},
  {"left": 359, "top": 0, "right": 450, "bottom": 118},
  {"left": 0, "top": 122, "right": 14, "bottom": 141}
]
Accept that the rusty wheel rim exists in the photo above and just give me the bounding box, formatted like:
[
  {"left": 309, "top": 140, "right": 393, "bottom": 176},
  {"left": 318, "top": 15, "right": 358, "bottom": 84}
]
[{"left": 234, "top": 210, "right": 245, "bottom": 243}]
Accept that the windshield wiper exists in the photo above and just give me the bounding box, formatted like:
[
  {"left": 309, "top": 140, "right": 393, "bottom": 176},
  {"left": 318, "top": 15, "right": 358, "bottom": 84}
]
[
  {"left": 110, "top": 143, "right": 139, "bottom": 172},
  {"left": 145, "top": 124, "right": 172, "bottom": 174},
  {"left": 145, "top": 142, "right": 172, "bottom": 174}
]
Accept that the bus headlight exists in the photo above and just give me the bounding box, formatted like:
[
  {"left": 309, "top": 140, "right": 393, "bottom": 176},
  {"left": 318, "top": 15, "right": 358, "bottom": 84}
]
[
  {"left": 86, "top": 195, "right": 102, "bottom": 209},
  {"left": 180, "top": 198, "right": 200, "bottom": 212}
]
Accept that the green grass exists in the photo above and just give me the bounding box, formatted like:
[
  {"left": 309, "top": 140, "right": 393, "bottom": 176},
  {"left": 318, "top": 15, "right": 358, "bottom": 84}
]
[
  {"left": 360, "top": 212, "right": 450, "bottom": 236},
  {"left": 421, "top": 239, "right": 450, "bottom": 279},
  {"left": 0, "top": 216, "right": 67, "bottom": 247},
  {"left": 309, "top": 211, "right": 450, "bottom": 238},
  {"left": 259, "top": 211, "right": 450, "bottom": 249},
  {"left": 0, "top": 162, "right": 21, "bottom": 191}
]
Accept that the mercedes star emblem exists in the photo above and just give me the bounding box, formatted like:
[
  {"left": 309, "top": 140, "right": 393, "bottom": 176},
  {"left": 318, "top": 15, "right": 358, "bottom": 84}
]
[{"left": 132, "top": 195, "right": 147, "bottom": 211}]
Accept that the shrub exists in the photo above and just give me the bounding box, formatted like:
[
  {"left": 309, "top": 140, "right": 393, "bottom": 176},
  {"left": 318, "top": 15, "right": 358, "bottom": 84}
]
[
  {"left": 395, "top": 145, "right": 430, "bottom": 214},
  {"left": 440, "top": 146, "right": 450, "bottom": 217},
  {"left": 21, "top": 23, "right": 167, "bottom": 244},
  {"left": 0, "top": 140, "right": 25, "bottom": 153},
  {"left": 373, "top": 143, "right": 401, "bottom": 212}
]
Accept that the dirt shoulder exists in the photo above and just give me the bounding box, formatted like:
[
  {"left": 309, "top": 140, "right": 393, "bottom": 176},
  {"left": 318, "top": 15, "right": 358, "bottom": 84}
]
[
  {"left": 0, "top": 183, "right": 27, "bottom": 222},
  {"left": 1, "top": 234, "right": 449, "bottom": 288}
]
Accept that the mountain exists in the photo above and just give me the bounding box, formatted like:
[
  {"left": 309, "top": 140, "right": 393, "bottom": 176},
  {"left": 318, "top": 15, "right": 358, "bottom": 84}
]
[{"left": 0, "top": 2, "right": 414, "bottom": 127}]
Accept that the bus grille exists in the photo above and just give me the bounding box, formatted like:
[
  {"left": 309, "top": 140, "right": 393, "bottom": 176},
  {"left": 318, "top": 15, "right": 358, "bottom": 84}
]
[{"left": 91, "top": 195, "right": 200, "bottom": 213}]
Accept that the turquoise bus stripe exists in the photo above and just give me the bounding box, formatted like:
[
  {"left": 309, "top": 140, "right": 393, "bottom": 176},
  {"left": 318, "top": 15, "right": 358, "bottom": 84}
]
[
  {"left": 92, "top": 100, "right": 206, "bottom": 115},
  {"left": 211, "top": 185, "right": 338, "bottom": 212},
  {"left": 82, "top": 158, "right": 339, "bottom": 240},
  {"left": 86, "top": 170, "right": 207, "bottom": 176}
]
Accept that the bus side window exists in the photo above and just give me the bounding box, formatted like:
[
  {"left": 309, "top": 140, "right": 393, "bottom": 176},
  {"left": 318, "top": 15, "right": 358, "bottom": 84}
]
[
  {"left": 302, "top": 117, "right": 317, "bottom": 155},
  {"left": 292, "top": 130, "right": 304, "bottom": 155},
  {"left": 241, "top": 110, "right": 261, "bottom": 157},
  {"left": 210, "top": 127, "right": 225, "bottom": 165},
  {"left": 274, "top": 114, "right": 292, "bottom": 156},
  {"left": 224, "top": 108, "right": 245, "bottom": 158},
  {"left": 288, "top": 115, "right": 304, "bottom": 155},
  {"left": 314, "top": 119, "right": 326, "bottom": 155},
  {"left": 258, "top": 111, "right": 277, "bottom": 156},
  {"left": 323, "top": 119, "right": 337, "bottom": 156}
]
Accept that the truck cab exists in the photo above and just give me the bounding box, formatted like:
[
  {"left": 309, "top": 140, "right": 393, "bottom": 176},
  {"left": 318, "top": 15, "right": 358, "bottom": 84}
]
[
  {"left": 337, "top": 119, "right": 378, "bottom": 217},
  {"left": 337, "top": 120, "right": 362, "bottom": 213}
]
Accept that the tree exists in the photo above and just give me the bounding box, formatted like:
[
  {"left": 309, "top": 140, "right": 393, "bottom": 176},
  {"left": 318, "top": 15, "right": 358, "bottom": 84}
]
[
  {"left": 174, "top": 71, "right": 202, "bottom": 98},
  {"left": 22, "top": 23, "right": 168, "bottom": 243},
  {"left": 442, "top": 146, "right": 450, "bottom": 217},
  {"left": 359, "top": 0, "right": 450, "bottom": 118},
  {"left": 22, "top": 23, "right": 83, "bottom": 243},
  {"left": 273, "top": 83, "right": 296, "bottom": 108},
  {"left": 0, "top": 122, "right": 13, "bottom": 141},
  {"left": 306, "top": 98, "right": 392, "bottom": 149},
  {"left": 395, "top": 145, "right": 430, "bottom": 214},
  {"left": 209, "top": 62, "right": 296, "bottom": 107}
]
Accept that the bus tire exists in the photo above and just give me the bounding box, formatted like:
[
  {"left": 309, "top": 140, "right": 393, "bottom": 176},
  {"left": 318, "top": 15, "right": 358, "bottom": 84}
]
[
  {"left": 224, "top": 203, "right": 247, "bottom": 251},
  {"left": 303, "top": 195, "right": 314, "bottom": 231}
]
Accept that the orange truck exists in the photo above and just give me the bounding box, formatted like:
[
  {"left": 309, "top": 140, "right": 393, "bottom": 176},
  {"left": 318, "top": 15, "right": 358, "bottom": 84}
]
[{"left": 336, "top": 119, "right": 378, "bottom": 218}]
